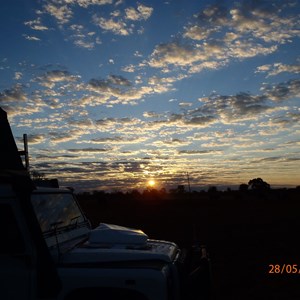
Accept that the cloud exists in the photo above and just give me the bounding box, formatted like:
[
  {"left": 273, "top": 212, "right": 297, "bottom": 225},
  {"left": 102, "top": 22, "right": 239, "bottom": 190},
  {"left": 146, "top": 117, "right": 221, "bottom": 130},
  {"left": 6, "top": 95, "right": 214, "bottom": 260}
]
[
  {"left": 24, "top": 18, "right": 49, "bottom": 31},
  {"left": 93, "top": 15, "right": 130, "bottom": 35},
  {"left": 36, "top": 70, "right": 81, "bottom": 88},
  {"left": 149, "top": 1, "right": 299, "bottom": 73},
  {"left": 227, "top": 40, "right": 277, "bottom": 58},
  {"left": 187, "top": 0, "right": 300, "bottom": 44},
  {"left": 147, "top": 75, "right": 183, "bottom": 93},
  {"left": 262, "top": 79, "right": 300, "bottom": 101},
  {"left": 68, "top": 119, "right": 94, "bottom": 129},
  {"left": 48, "top": 130, "right": 83, "bottom": 144},
  {"left": 87, "top": 78, "right": 121, "bottom": 96},
  {"left": 270, "top": 111, "right": 300, "bottom": 127},
  {"left": 91, "top": 136, "right": 124, "bottom": 143},
  {"left": 95, "top": 117, "right": 141, "bottom": 127},
  {"left": 14, "top": 72, "right": 23, "bottom": 80},
  {"left": 0, "top": 104, "right": 41, "bottom": 118},
  {"left": 122, "top": 64, "right": 136, "bottom": 72},
  {"left": 191, "top": 79, "right": 300, "bottom": 123},
  {"left": 139, "top": 79, "right": 300, "bottom": 129},
  {"left": 256, "top": 62, "right": 300, "bottom": 77},
  {"left": 251, "top": 156, "right": 300, "bottom": 164},
  {"left": 43, "top": 3, "right": 73, "bottom": 24},
  {"left": 35, "top": 153, "right": 78, "bottom": 160},
  {"left": 108, "top": 74, "right": 131, "bottom": 86},
  {"left": 125, "top": 7, "right": 144, "bottom": 21},
  {"left": 179, "top": 102, "right": 193, "bottom": 107},
  {"left": 0, "top": 84, "right": 27, "bottom": 102},
  {"left": 136, "top": 4, "right": 153, "bottom": 20},
  {"left": 79, "top": 86, "right": 150, "bottom": 107},
  {"left": 22, "top": 0, "right": 113, "bottom": 49},
  {"left": 152, "top": 138, "right": 190, "bottom": 148},
  {"left": 195, "top": 94, "right": 269, "bottom": 123},
  {"left": 149, "top": 42, "right": 204, "bottom": 68},
  {"left": 68, "top": 24, "right": 101, "bottom": 49},
  {"left": 74, "top": 0, "right": 113, "bottom": 8},
  {"left": 22, "top": 0, "right": 152, "bottom": 53},
  {"left": 231, "top": 2, "right": 300, "bottom": 44},
  {"left": 178, "top": 149, "right": 221, "bottom": 155},
  {"left": 125, "top": 4, "right": 153, "bottom": 21},
  {"left": 24, "top": 134, "right": 46, "bottom": 144},
  {"left": 93, "top": 3, "right": 153, "bottom": 36},
  {"left": 183, "top": 26, "right": 214, "bottom": 41},
  {"left": 184, "top": 115, "right": 217, "bottom": 126},
  {"left": 23, "top": 34, "right": 40, "bottom": 41},
  {"left": 67, "top": 147, "right": 111, "bottom": 153},
  {"left": 85, "top": 73, "right": 176, "bottom": 105},
  {"left": 189, "top": 60, "right": 228, "bottom": 74},
  {"left": 143, "top": 111, "right": 163, "bottom": 118},
  {"left": 73, "top": 39, "right": 95, "bottom": 49}
]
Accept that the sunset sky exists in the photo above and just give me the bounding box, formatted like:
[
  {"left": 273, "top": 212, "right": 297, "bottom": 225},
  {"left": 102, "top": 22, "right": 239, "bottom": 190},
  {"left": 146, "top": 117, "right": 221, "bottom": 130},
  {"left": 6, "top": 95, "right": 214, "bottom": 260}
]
[{"left": 1, "top": 0, "right": 299, "bottom": 191}]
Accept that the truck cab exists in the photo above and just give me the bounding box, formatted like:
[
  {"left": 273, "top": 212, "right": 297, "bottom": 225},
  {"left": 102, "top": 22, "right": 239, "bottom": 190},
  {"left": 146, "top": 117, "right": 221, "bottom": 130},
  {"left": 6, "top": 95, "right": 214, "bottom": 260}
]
[{"left": 1, "top": 181, "right": 210, "bottom": 300}]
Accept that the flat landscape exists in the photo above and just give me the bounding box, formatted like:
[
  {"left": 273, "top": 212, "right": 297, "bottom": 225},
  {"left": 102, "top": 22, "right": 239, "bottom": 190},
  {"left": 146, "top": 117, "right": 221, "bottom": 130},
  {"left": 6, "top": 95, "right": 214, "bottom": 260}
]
[{"left": 77, "top": 188, "right": 300, "bottom": 300}]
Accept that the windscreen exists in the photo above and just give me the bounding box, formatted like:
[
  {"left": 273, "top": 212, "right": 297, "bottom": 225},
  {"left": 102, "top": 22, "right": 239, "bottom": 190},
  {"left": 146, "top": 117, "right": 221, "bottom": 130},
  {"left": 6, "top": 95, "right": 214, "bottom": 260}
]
[{"left": 31, "top": 192, "right": 85, "bottom": 233}]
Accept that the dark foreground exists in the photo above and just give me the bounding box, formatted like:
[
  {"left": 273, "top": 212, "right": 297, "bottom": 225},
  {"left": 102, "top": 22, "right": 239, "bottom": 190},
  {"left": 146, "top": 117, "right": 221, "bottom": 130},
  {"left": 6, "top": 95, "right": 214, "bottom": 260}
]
[{"left": 77, "top": 189, "right": 300, "bottom": 300}]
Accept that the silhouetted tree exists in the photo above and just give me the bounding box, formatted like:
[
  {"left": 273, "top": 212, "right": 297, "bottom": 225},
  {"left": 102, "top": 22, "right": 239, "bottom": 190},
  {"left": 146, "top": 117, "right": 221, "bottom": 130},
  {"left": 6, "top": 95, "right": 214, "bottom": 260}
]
[
  {"left": 248, "top": 178, "right": 270, "bottom": 191},
  {"left": 239, "top": 183, "right": 248, "bottom": 192},
  {"left": 129, "top": 189, "right": 141, "bottom": 197},
  {"left": 208, "top": 186, "right": 219, "bottom": 200},
  {"left": 159, "top": 188, "right": 167, "bottom": 194},
  {"left": 177, "top": 185, "right": 185, "bottom": 194},
  {"left": 169, "top": 185, "right": 185, "bottom": 194},
  {"left": 208, "top": 186, "right": 217, "bottom": 193}
]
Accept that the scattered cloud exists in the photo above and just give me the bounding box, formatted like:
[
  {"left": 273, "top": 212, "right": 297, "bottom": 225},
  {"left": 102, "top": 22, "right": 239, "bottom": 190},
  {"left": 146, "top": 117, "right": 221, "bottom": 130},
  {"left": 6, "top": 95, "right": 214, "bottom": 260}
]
[
  {"left": 24, "top": 18, "right": 49, "bottom": 31},
  {"left": 0, "top": 84, "right": 27, "bottom": 102},
  {"left": 93, "top": 15, "right": 130, "bottom": 35},
  {"left": 93, "top": 3, "right": 153, "bottom": 36},
  {"left": 125, "top": 4, "right": 153, "bottom": 21},
  {"left": 74, "top": 0, "right": 113, "bottom": 8},
  {"left": 256, "top": 62, "right": 300, "bottom": 77},
  {"left": 14, "top": 72, "right": 23, "bottom": 80},
  {"left": 262, "top": 79, "right": 300, "bottom": 102},
  {"left": 35, "top": 70, "right": 81, "bottom": 88},
  {"left": 149, "top": 0, "right": 299, "bottom": 74},
  {"left": 2, "top": 0, "right": 299, "bottom": 190},
  {"left": 43, "top": 3, "right": 73, "bottom": 24},
  {"left": 48, "top": 130, "right": 83, "bottom": 144},
  {"left": 23, "top": 34, "right": 40, "bottom": 41},
  {"left": 25, "top": 134, "right": 46, "bottom": 144},
  {"left": 67, "top": 147, "right": 112, "bottom": 153},
  {"left": 177, "top": 149, "right": 221, "bottom": 155},
  {"left": 68, "top": 24, "right": 101, "bottom": 49}
]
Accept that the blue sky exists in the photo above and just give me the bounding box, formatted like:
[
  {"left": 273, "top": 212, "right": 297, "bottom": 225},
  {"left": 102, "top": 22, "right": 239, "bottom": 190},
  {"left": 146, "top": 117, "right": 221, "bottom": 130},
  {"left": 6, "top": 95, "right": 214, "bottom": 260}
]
[{"left": 1, "top": 0, "right": 300, "bottom": 191}]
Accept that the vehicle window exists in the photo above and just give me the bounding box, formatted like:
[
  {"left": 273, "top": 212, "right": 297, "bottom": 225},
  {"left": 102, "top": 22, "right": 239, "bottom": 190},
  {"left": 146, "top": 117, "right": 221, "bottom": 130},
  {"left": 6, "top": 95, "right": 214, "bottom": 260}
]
[
  {"left": 0, "top": 204, "right": 25, "bottom": 254},
  {"left": 31, "top": 193, "right": 85, "bottom": 233}
]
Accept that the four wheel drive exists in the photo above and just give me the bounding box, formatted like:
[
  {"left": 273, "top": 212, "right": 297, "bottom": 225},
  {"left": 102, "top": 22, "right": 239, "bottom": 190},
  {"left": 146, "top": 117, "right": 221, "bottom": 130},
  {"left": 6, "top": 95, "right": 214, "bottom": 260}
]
[{"left": 0, "top": 107, "right": 211, "bottom": 300}]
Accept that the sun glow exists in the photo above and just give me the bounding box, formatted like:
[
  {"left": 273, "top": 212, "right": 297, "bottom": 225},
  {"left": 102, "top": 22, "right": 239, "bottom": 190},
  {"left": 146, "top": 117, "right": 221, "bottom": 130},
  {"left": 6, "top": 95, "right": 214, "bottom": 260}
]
[{"left": 147, "top": 179, "right": 156, "bottom": 187}]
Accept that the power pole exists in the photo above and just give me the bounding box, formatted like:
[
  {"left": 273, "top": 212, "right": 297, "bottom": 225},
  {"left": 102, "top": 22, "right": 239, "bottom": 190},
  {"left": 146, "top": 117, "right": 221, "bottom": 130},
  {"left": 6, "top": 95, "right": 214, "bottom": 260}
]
[
  {"left": 186, "top": 172, "right": 191, "bottom": 193},
  {"left": 18, "top": 134, "right": 30, "bottom": 171}
]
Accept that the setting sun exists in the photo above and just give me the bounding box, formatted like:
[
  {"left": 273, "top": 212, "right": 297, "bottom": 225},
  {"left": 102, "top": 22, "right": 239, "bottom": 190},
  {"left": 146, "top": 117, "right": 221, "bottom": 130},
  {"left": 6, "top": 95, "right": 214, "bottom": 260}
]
[{"left": 147, "top": 180, "right": 156, "bottom": 188}]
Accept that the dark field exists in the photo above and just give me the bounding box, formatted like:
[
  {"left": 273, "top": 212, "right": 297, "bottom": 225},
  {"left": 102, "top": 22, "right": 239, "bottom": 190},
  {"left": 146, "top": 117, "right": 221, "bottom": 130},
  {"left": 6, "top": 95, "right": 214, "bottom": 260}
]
[{"left": 77, "top": 189, "right": 300, "bottom": 300}]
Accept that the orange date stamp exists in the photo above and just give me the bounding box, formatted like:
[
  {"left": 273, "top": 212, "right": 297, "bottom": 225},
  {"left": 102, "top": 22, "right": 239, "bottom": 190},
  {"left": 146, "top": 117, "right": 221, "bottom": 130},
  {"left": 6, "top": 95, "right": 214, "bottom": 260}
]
[{"left": 269, "top": 264, "right": 300, "bottom": 274}]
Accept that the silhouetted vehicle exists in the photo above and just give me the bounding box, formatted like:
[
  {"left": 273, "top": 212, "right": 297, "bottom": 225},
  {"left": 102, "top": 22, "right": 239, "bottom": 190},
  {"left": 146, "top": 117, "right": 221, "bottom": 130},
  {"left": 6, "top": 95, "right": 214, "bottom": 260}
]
[{"left": 0, "top": 108, "right": 211, "bottom": 300}]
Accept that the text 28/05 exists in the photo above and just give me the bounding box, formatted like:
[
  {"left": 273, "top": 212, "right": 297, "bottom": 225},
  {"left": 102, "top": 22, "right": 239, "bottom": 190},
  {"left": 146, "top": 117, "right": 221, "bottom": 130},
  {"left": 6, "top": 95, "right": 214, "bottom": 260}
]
[{"left": 269, "top": 264, "right": 300, "bottom": 274}]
